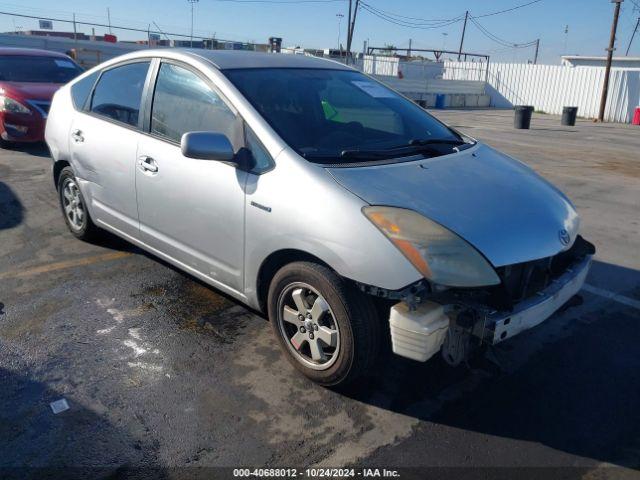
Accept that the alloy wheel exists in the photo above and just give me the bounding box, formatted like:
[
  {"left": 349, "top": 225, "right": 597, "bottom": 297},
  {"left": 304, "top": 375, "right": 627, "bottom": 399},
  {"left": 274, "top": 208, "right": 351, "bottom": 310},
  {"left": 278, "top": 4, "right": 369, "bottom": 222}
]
[
  {"left": 61, "top": 177, "right": 85, "bottom": 231},
  {"left": 277, "top": 283, "right": 340, "bottom": 371}
]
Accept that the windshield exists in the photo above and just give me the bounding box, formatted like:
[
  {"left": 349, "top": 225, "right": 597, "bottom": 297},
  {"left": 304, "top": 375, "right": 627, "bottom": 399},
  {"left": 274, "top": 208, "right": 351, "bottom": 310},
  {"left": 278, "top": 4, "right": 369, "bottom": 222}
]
[
  {"left": 224, "top": 68, "right": 462, "bottom": 164},
  {"left": 0, "top": 55, "right": 82, "bottom": 83}
]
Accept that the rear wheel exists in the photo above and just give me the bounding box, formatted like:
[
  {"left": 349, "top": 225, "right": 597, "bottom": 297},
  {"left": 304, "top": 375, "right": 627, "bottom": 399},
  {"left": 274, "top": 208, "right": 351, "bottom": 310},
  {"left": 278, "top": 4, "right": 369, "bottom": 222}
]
[
  {"left": 57, "top": 166, "right": 100, "bottom": 241},
  {"left": 267, "top": 261, "right": 380, "bottom": 387}
]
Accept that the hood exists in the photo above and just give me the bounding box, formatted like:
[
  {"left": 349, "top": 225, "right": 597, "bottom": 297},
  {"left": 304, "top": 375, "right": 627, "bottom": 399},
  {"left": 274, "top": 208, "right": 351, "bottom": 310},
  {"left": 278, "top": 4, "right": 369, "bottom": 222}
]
[
  {"left": 0, "top": 82, "right": 61, "bottom": 100},
  {"left": 327, "top": 143, "right": 580, "bottom": 268}
]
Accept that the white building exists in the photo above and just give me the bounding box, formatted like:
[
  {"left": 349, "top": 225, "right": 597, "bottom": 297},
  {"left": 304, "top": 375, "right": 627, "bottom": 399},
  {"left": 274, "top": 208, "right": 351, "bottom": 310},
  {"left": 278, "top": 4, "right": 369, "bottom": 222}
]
[{"left": 561, "top": 55, "right": 640, "bottom": 69}]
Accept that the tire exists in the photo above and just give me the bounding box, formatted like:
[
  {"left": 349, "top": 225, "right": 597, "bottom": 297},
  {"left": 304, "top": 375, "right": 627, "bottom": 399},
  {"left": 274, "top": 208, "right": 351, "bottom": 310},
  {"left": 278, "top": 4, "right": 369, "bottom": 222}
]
[
  {"left": 0, "top": 138, "right": 12, "bottom": 149},
  {"left": 267, "top": 261, "right": 380, "bottom": 387},
  {"left": 57, "top": 166, "right": 100, "bottom": 241}
]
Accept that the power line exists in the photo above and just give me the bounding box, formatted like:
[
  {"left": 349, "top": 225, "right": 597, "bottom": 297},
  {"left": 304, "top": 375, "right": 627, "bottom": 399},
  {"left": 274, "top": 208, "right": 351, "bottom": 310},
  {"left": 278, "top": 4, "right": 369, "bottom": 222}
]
[
  {"left": 0, "top": 10, "right": 229, "bottom": 41},
  {"left": 208, "top": 0, "right": 346, "bottom": 3},
  {"left": 360, "top": 3, "right": 464, "bottom": 28},
  {"left": 626, "top": 16, "right": 639, "bottom": 55},
  {"left": 359, "top": 3, "right": 464, "bottom": 30},
  {"left": 359, "top": 0, "right": 541, "bottom": 25},
  {"left": 473, "top": 0, "right": 543, "bottom": 19},
  {"left": 356, "top": 3, "right": 463, "bottom": 23},
  {"left": 469, "top": 16, "right": 537, "bottom": 48}
]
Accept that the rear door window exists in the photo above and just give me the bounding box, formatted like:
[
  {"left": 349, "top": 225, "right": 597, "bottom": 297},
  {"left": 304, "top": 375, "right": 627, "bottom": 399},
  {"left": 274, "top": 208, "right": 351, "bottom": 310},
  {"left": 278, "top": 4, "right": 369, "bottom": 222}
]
[
  {"left": 71, "top": 71, "right": 99, "bottom": 111},
  {"left": 150, "top": 62, "right": 241, "bottom": 148},
  {"left": 90, "top": 61, "right": 150, "bottom": 127}
]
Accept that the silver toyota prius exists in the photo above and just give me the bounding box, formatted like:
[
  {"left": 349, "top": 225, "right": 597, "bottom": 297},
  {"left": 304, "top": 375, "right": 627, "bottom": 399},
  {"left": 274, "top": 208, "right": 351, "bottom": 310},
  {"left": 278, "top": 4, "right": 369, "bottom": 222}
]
[{"left": 45, "top": 49, "right": 595, "bottom": 386}]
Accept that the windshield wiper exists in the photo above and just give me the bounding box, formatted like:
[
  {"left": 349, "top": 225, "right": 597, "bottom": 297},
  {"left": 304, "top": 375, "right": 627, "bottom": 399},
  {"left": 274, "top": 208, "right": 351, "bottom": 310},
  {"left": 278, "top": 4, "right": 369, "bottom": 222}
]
[
  {"left": 408, "top": 138, "right": 467, "bottom": 147},
  {"left": 340, "top": 138, "right": 468, "bottom": 160}
]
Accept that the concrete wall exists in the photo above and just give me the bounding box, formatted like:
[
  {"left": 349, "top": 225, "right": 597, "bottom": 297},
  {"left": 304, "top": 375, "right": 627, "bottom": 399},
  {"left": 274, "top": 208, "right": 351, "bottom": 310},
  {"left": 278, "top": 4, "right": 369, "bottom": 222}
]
[
  {"left": 0, "top": 33, "right": 146, "bottom": 68},
  {"left": 444, "top": 61, "right": 640, "bottom": 123},
  {"left": 340, "top": 55, "right": 490, "bottom": 108}
]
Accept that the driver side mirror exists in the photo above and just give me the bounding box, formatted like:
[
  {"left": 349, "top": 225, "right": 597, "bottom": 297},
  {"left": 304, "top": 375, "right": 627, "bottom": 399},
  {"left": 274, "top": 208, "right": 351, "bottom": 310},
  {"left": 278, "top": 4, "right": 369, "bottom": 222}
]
[{"left": 181, "top": 131, "right": 236, "bottom": 163}]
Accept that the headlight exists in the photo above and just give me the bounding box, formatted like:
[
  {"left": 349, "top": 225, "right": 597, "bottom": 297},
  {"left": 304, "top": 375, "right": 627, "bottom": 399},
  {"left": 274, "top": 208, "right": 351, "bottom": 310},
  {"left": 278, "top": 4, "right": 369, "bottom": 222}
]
[
  {"left": 363, "top": 206, "right": 500, "bottom": 287},
  {"left": 0, "top": 96, "right": 32, "bottom": 115}
]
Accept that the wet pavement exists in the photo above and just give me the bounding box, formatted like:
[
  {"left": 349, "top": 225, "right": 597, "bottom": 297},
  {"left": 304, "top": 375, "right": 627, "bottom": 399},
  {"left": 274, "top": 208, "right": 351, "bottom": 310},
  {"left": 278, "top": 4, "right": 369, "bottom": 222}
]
[{"left": 0, "top": 109, "right": 639, "bottom": 479}]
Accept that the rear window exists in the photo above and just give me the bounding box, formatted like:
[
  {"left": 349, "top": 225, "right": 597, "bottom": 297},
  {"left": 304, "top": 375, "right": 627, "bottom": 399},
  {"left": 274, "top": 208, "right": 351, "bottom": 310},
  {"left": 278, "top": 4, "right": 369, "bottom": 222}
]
[
  {"left": 71, "top": 71, "right": 99, "bottom": 110},
  {"left": 0, "top": 55, "right": 82, "bottom": 83},
  {"left": 90, "top": 62, "right": 150, "bottom": 127}
]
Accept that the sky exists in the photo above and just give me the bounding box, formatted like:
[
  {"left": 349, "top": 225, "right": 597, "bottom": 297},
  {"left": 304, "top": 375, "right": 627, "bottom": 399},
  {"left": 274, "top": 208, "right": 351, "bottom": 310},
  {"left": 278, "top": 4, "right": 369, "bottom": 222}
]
[{"left": 1, "top": 0, "right": 640, "bottom": 64}]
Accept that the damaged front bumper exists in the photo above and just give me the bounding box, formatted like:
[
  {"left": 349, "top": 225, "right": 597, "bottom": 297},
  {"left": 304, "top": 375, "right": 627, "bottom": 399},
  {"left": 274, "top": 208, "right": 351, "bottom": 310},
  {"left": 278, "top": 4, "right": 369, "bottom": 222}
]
[
  {"left": 486, "top": 254, "right": 592, "bottom": 344},
  {"left": 386, "top": 247, "right": 594, "bottom": 364}
]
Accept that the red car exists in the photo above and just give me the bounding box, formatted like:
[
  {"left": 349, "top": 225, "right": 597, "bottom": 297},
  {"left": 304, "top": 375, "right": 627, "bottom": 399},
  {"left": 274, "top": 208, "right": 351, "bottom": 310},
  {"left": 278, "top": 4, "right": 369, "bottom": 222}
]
[{"left": 0, "top": 48, "right": 83, "bottom": 146}]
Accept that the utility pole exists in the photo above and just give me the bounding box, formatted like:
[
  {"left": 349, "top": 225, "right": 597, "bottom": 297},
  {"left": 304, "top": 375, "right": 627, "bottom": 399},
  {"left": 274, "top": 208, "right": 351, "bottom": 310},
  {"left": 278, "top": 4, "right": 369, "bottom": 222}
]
[
  {"left": 408, "top": 38, "right": 412, "bottom": 58},
  {"left": 72, "top": 13, "right": 77, "bottom": 44},
  {"left": 626, "top": 17, "right": 640, "bottom": 55},
  {"left": 107, "top": 7, "right": 112, "bottom": 34},
  {"left": 598, "top": 0, "right": 623, "bottom": 122},
  {"left": 533, "top": 39, "right": 540, "bottom": 64},
  {"left": 457, "top": 11, "right": 469, "bottom": 61},
  {"left": 346, "top": 0, "right": 352, "bottom": 59},
  {"left": 336, "top": 13, "right": 344, "bottom": 53},
  {"left": 346, "top": 0, "right": 360, "bottom": 64},
  {"left": 187, "top": 0, "right": 199, "bottom": 48},
  {"left": 153, "top": 21, "right": 170, "bottom": 42}
]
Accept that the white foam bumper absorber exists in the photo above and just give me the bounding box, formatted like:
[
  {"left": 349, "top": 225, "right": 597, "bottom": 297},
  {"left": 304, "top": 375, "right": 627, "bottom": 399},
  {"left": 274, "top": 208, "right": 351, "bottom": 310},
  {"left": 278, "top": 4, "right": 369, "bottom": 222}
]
[{"left": 389, "top": 301, "right": 450, "bottom": 362}]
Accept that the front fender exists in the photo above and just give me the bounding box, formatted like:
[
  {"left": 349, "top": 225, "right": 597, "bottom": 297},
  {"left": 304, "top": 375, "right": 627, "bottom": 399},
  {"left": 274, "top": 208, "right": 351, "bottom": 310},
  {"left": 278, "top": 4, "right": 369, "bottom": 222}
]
[{"left": 242, "top": 150, "right": 422, "bottom": 309}]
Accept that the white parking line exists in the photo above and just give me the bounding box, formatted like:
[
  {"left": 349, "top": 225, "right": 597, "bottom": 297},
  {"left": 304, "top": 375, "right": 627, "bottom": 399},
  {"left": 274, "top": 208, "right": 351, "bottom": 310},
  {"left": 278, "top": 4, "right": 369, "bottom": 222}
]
[{"left": 582, "top": 284, "right": 640, "bottom": 311}]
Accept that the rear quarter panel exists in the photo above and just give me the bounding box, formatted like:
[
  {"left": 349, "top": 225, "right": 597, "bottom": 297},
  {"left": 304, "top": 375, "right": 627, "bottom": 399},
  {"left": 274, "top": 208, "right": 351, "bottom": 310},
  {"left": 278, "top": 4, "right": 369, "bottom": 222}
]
[{"left": 44, "top": 85, "right": 74, "bottom": 162}]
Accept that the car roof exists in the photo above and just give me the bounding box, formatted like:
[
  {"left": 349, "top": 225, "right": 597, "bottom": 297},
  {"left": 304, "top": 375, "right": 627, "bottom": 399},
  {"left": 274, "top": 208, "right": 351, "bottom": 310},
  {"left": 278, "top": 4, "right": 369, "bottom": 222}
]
[
  {"left": 167, "top": 49, "right": 351, "bottom": 71},
  {"left": 0, "top": 47, "right": 70, "bottom": 58}
]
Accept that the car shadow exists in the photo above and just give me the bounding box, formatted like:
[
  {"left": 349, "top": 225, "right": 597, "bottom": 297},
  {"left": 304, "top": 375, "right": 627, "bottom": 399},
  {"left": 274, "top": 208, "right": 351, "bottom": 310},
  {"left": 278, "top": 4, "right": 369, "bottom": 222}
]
[
  {"left": 2, "top": 142, "right": 51, "bottom": 158},
  {"left": 342, "top": 260, "right": 640, "bottom": 468},
  {"left": 87, "top": 229, "right": 144, "bottom": 255},
  {"left": 0, "top": 182, "right": 23, "bottom": 230},
  {"left": 0, "top": 367, "right": 168, "bottom": 479}
]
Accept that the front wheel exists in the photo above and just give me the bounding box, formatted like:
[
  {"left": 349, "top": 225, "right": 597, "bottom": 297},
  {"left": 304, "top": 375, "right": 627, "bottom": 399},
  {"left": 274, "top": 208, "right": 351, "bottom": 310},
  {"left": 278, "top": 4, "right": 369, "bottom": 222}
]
[{"left": 267, "top": 262, "right": 380, "bottom": 387}]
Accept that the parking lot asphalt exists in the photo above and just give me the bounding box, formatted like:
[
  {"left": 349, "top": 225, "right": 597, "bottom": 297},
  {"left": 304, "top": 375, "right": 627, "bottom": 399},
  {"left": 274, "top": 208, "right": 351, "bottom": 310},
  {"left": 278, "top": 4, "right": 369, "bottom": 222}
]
[{"left": 1, "top": 109, "right": 639, "bottom": 478}]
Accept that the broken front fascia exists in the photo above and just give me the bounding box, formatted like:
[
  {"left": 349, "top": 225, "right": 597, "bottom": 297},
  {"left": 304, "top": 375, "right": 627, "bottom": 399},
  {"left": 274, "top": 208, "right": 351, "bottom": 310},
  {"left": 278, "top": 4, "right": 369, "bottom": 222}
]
[{"left": 357, "top": 236, "right": 596, "bottom": 349}]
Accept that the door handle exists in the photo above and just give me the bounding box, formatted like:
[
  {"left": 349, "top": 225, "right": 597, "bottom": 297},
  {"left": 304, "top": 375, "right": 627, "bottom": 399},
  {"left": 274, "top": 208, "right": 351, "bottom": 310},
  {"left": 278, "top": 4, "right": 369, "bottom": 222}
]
[
  {"left": 71, "top": 129, "right": 84, "bottom": 143},
  {"left": 138, "top": 155, "right": 158, "bottom": 173}
]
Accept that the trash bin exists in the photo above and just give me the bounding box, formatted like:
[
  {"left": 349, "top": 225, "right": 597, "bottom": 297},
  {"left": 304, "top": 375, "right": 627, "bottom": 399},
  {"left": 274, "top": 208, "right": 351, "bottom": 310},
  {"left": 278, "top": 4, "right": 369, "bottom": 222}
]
[
  {"left": 562, "top": 106, "right": 578, "bottom": 126},
  {"left": 633, "top": 107, "right": 640, "bottom": 126},
  {"left": 435, "top": 94, "right": 446, "bottom": 109},
  {"left": 514, "top": 105, "right": 534, "bottom": 129}
]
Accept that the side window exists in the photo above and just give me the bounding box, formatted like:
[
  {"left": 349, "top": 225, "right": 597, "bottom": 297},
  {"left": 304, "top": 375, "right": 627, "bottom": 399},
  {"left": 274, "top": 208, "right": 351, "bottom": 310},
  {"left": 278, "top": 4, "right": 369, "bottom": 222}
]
[
  {"left": 71, "top": 71, "right": 99, "bottom": 111},
  {"left": 151, "top": 62, "right": 241, "bottom": 148},
  {"left": 245, "top": 127, "right": 273, "bottom": 174},
  {"left": 90, "top": 61, "right": 150, "bottom": 127}
]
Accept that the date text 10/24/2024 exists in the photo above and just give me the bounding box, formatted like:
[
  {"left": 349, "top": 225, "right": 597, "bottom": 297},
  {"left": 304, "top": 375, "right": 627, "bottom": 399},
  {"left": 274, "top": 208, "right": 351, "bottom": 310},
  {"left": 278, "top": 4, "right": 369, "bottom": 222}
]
[{"left": 233, "top": 468, "right": 401, "bottom": 478}]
